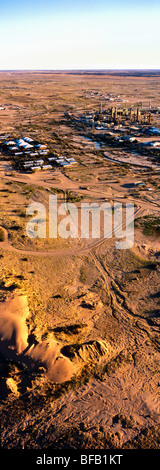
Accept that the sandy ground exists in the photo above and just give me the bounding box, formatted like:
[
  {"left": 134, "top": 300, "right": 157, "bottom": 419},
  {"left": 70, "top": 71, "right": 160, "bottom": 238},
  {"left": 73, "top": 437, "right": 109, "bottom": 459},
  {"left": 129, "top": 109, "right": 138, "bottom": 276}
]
[{"left": 0, "top": 71, "right": 160, "bottom": 449}]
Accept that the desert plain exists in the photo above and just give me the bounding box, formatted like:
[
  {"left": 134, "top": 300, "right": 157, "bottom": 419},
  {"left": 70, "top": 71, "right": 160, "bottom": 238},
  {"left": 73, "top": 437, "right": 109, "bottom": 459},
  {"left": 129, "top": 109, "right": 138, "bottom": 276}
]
[{"left": 0, "top": 70, "right": 160, "bottom": 449}]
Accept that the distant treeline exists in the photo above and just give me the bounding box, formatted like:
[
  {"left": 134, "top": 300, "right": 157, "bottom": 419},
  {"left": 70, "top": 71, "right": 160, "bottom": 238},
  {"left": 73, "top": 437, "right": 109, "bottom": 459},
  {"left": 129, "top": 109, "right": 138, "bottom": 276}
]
[{"left": 1, "top": 70, "right": 160, "bottom": 77}]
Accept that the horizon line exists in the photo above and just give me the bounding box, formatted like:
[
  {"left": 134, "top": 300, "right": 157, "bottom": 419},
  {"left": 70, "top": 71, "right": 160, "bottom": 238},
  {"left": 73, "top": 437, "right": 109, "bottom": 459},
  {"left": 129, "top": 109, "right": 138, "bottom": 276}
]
[{"left": 0, "top": 68, "right": 160, "bottom": 72}]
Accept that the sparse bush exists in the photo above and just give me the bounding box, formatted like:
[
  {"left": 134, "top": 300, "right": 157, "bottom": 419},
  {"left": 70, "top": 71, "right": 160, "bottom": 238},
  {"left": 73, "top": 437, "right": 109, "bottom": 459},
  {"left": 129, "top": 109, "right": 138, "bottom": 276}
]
[
  {"left": 10, "top": 224, "right": 22, "bottom": 231},
  {"left": 0, "top": 228, "right": 5, "bottom": 242},
  {"left": 135, "top": 215, "right": 160, "bottom": 236},
  {"left": 113, "top": 413, "right": 136, "bottom": 429},
  {"left": 13, "top": 209, "right": 27, "bottom": 218},
  {"left": 79, "top": 266, "right": 87, "bottom": 283}
]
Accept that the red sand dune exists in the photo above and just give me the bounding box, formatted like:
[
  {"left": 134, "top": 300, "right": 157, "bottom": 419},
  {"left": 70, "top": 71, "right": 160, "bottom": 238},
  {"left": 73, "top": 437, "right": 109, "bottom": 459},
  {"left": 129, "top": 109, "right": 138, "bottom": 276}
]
[{"left": 0, "top": 295, "right": 76, "bottom": 383}]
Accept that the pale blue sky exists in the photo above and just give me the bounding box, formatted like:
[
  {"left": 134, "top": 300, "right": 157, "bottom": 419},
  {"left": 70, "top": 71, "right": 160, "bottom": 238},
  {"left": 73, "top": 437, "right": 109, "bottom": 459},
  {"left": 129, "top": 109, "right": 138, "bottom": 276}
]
[{"left": 0, "top": 0, "right": 159, "bottom": 69}]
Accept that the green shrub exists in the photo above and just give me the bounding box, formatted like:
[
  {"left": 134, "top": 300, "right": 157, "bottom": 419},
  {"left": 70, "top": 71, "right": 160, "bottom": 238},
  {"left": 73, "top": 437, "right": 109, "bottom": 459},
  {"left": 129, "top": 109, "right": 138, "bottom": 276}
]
[{"left": 135, "top": 215, "right": 160, "bottom": 236}]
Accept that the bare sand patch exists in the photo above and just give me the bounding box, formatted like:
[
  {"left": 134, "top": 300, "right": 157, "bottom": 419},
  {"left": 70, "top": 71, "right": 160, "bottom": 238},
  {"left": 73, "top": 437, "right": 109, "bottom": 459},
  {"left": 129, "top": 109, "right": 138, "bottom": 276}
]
[
  {"left": 0, "top": 295, "right": 77, "bottom": 384},
  {"left": 0, "top": 294, "right": 29, "bottom": 354},
  {"left": 28, "top": 338, "right": 77, "bottom": 383}
]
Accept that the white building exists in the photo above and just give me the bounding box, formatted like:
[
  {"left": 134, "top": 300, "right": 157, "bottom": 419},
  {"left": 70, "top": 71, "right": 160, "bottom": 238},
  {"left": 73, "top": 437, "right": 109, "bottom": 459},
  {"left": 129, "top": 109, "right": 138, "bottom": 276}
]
[
  {"left": 31, "top": 166, "right": 41, "bottom": 171},
  {"left": 36, "top": 159, "right": 44, "bottom": 164},
  {"left": 42, "top": 164, "right": 52, "bottom": 170},
  {"left": 36, "top": 144, "right": 47, "bottom": 150},
  {"left": 24, "top": 137, "right": 34, "bottom": 143},
  {"left": 5, "top": 140, "right": 16, "bottom": 146}
]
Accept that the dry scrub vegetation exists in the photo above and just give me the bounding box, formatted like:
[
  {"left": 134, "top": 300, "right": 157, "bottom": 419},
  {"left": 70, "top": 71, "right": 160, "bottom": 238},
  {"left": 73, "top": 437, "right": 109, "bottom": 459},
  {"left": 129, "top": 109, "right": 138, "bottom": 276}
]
[{"left": 0, "top": 71, "right": 160, "bottom": 450}]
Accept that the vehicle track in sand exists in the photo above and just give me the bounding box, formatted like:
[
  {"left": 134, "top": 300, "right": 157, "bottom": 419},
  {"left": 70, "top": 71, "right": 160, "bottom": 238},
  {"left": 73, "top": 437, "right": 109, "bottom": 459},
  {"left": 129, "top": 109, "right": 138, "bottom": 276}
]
[
  {"left": 0, "top": 206, "right": 144, "bottom": 258},
  {"left": 0, "top": 162, "right": 159, "bottom": 258}
]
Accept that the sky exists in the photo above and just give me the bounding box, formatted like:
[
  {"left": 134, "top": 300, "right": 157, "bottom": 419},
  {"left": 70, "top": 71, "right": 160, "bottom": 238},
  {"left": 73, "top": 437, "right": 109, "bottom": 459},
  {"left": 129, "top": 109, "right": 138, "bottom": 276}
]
[{"left": 0, "top": 0, "right": 159, "bottom": 70}]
